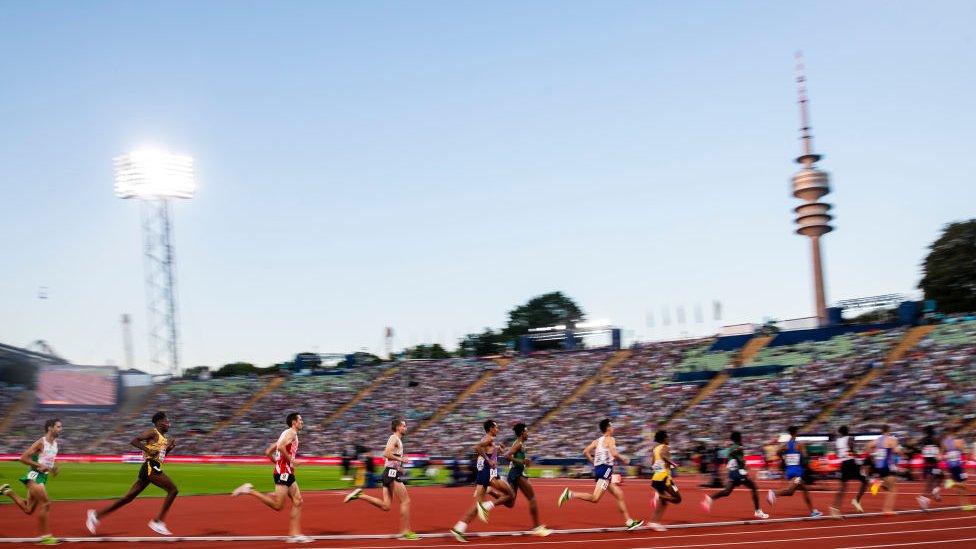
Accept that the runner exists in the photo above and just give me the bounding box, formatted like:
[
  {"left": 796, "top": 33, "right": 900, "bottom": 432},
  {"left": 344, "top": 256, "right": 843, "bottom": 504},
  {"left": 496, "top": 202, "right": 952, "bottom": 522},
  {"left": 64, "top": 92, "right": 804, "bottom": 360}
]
[
  {"left": 230, "top": 412, "right": 312, "bottom": 543},
  {"left": 343, "top": 418, "right": 420, "bottom": 540},
  {"left": 647, "top": 430, "right": 682, "bottom": 531},
  {"left": 557, "top": 418, "right": 644, "bottom": 530},
  {"left": 917, "top": 425, "right": 943, "bottom": 510},
  {"left": 86, "top": 411, "right": 179, "bottom": 536},
  {"left": 766, "top": 426, "right": 822, "bottom": 518},
  {"left": 501, "top": 423, "right": 551, "bottom": 536},
  {"left": 0, "top": 418, "right": 62, "bottom": 545},
  {"left": 449, "top": 420, "right": 514, "bottom": 542},
  {"left": 942, "top": 430, "right": 972, "bottom": 510},
  {"left": 865, "top": 424, "right": 902, "bottom": 515},
  {"left": 831, "top": 425, "right": 868, "bottom": 516},
  {"left": 701, "top": 430, "right": 769, "bottom": 519}
]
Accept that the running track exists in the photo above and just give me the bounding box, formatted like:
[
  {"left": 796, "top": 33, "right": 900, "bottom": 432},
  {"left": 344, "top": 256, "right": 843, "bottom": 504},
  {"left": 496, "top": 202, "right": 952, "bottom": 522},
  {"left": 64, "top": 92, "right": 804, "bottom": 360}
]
[{"left": 2, "top": 476, "right": 972, "bottom": 547}]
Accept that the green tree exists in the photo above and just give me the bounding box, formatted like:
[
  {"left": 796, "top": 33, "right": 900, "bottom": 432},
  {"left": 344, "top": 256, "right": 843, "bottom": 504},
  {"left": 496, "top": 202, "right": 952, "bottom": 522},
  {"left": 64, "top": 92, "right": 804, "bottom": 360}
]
[
  {"left": 402, "top": 344, "right": 452, "bottom": 360},
  {"left": 502, "top": 291, "right": 585, "bottom": 350},
  {"left": 458, "top": 329, "right": 506, "bottom": 357},
  {"left": 919, "top": 219, "right": 976, "bottom": 313},
  {"left": 213, "top": 362, "right": 259, "bottom": 377}
]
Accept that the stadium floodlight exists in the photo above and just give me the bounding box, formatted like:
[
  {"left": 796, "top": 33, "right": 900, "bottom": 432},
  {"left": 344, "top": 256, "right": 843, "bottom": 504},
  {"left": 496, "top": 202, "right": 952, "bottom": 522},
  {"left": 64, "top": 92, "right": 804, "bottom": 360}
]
[
  {"left": 114, "top": 147, "right": 196, "bottom": 377},
  {"left": 114, "top": 148, "right": 196, "bottom": 199}
]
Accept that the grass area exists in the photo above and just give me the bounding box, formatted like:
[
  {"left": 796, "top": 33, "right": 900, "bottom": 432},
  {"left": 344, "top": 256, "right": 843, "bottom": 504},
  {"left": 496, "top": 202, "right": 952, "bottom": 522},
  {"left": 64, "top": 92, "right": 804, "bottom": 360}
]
[{"left": 0, "top": 463, "right": 449, "bottom": 502}]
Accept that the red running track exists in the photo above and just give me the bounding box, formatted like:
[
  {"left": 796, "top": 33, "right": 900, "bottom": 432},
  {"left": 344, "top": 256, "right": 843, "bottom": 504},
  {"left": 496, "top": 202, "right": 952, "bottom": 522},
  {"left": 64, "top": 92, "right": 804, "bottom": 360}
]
[{"left": 2, "top": 476, "right": 974, "bottom": 548}]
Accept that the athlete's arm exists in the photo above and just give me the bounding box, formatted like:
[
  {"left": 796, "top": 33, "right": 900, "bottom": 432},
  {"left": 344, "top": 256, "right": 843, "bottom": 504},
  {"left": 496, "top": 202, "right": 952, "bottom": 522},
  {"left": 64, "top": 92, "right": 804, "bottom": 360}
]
[
  {"left": 582, "top": 439, "right": 596, "bottom": 464},
  {"left": 608, "top": 436, "right": 627, "bottom": 463},
  {"left": 264, "top": 442, "right": 277, "bottom": 462},
  {"left": 504, "top": 439, "right": 524, "bottom": 464},
  {"left": 661, "top": 445, "right": 677, "bottom": 468},
  {"left": 18, "top": 439, "right": 48, "bottom": 473},
  {"left": 130, "top": 429, "right": 157, "bottom": 455},
  {"left": 383, "top": 436, "right": 404, "bottom": 464},
  {"left": 166, "top": 437, "right": 176, "bottom": 453}
]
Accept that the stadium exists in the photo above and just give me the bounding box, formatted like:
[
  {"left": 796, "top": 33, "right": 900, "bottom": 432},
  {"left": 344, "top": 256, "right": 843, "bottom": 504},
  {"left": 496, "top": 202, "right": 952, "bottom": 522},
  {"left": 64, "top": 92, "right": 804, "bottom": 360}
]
[{"left": 2, "top": 3, "right": 976, "bottom": 548}]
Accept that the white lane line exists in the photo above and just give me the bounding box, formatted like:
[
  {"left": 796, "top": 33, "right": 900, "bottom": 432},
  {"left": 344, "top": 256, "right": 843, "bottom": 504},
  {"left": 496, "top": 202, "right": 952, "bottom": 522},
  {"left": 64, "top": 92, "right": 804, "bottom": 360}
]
[{"left": 838, "top": 537, "right": 976, "bottom": 548}]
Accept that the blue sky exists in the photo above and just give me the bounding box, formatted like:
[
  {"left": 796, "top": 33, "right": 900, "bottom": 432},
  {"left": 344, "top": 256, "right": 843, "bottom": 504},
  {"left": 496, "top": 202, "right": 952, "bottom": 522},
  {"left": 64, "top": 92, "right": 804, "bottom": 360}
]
[{"left": 1, "top": 1, "right": 974, "bottom": 372}]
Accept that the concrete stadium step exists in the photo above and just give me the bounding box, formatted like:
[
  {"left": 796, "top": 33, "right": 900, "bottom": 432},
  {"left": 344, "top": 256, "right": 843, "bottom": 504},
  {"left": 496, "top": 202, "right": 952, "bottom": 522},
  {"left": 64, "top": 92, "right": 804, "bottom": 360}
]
[
  {"left": 0, "top": 391, "right": 33, "bottom": 434},
  {"left": 532, "top": 349, "right": 633, "bottom": 428},
  {"left": 737, "top": 335, "right": 774, "bottom": 365},
  {"left": 319, "top": 364, "right": 400, "bottom": 429},
  {"left": 414, "top": 357, "right": 510, "bottom": 432},
  {"left": 803, "top": 324, "right": 936, "bottom": 430},
  {"left": 207, "top": 376, "right": 286, "bottom": 435}
]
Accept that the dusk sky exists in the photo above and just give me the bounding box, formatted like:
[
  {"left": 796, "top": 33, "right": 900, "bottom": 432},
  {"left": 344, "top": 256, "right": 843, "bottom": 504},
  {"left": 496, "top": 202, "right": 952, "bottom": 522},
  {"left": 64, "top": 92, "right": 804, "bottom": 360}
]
[{"left": 2, "top": 1, "right": 974, "bottom": 373}]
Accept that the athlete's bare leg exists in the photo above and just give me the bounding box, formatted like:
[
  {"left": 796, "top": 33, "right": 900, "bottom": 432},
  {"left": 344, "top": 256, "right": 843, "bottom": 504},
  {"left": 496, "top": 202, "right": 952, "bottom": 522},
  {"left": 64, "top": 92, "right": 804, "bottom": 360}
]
[
  {"left": 392, "top": 482, "right": 412, "bottom": 534},
  {"left": 518, "top": 478, "right": 541, "bottom": 526},
  {"left": 882, "top": 476, "right": 897, "bottom": 513},
  {"left": 569, "top": 481, "right": 607, "bottom": 503},
  {"left": 607, "top": 484, "right": 636, "bottom": 523},
  {"left": 246, "top": 484, "right": 289, "bottom": 511},
  {"left": 148, "top": 472, "right": 179, "bottom": 522},
  {"left": 96, "top": 479, "right": 150, "bottom": 518},
  {"left": 287, "top": 484, "right": 303, "bottom": 537},
  {"left": 356, "top": 485, "right": 394, "bottom": 511}
]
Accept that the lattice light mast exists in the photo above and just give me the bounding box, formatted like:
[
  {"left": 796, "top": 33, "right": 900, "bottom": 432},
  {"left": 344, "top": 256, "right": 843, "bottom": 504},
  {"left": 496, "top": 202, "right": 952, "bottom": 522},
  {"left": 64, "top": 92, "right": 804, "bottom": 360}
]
[
  {"left": 114, "top": 149, "right": 196, "bottom": 376},
  {"left": 791, "top": 53, "right": 834, "bottom": 326}
]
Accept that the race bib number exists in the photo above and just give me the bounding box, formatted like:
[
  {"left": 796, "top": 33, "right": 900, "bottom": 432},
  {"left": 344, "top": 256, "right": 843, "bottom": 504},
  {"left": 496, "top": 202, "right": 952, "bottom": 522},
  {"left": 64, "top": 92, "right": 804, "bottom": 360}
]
[
  {"left": 785, "top": 454, "right": 801, "bottom": 466},
  {"left": 727, "top": 458, "right": 738, "bottom": 470},
  {"left": 873, "top": 449, "right": 887, "bottom": 461},
  {"left": 947, "top": 451, "right": 962, "bottom": 462},
  {"left": 923, "top": 446, "right": 939, "bottom": 458},
  {"left": 279, "top": 473, "right": 289, "bottom": 481},
  {"left": 387, "top": 469, "right": 397, "bottom": 478},
  {"left": 26, "top": 471, "right": 39, "bottom": 481}
]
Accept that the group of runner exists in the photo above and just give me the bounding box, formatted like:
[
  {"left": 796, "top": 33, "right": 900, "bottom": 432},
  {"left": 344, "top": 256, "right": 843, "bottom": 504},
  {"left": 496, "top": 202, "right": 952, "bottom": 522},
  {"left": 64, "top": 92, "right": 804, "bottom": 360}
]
[{"left": 2, "top": 414, "right": 971, "bottom": 543}]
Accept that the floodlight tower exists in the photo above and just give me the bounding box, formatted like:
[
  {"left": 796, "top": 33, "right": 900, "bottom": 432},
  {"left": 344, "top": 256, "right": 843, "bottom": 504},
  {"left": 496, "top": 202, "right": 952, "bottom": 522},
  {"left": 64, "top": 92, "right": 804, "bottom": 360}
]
[
  {"left": 791, "top": 53, "right": 833, "bottom": 326},
  {"left": 114, "top": 149, "right": 196, "bottom": 376}
]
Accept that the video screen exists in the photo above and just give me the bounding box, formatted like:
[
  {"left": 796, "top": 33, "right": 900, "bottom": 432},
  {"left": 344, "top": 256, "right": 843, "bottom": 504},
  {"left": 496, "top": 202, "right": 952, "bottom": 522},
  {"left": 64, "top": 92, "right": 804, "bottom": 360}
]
[{"left": 37, "top": 365, "right": 118, "bottom": 409}]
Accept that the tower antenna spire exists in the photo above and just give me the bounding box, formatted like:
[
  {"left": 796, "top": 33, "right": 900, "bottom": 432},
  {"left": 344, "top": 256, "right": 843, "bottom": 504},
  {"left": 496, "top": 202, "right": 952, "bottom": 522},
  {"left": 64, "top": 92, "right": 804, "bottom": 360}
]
[{"left": 794, "top": 51, "right": 821, "bottom": 164}]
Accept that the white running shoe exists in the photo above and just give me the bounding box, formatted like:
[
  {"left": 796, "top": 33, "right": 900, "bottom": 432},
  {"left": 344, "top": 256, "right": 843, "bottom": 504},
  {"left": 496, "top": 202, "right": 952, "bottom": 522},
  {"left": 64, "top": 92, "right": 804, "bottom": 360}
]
[
  {"left": 766, "top": 489, "right": 776, "bottom": 506},
  {"left": 343, "top": 488, "right": 363, "bottom": 503},
  {"left": 148, "top": 520, "right": 172, "bottom": 536},
  {"left": 476, "top": 501, "right": 491, "bottom": 523},
  {"left": 287, "top": 534, "right": 313, "bottom": 543},
  {"left": 86, "top": 510, "right": 99, "bottom": 535},
  {"left": 754, "top": 509, "right": 769, "bottom": 519},
  {"left": 701, "top": 495, "right": 712, "bottom": 512},
  {"left": 851, "top": 498, "right": 864, "bottom": 513},
  {"left": 917, "top": 496, "right": 931, "bottom": 510},
  {"left": 231, "top": 483, "right": 253, "bottom": 497},
  {"left": 531, "top": 525, "right": 552, "bottom": 537},
  {"left": 647, "top": 522, "right": 666, "bottom": 532}
]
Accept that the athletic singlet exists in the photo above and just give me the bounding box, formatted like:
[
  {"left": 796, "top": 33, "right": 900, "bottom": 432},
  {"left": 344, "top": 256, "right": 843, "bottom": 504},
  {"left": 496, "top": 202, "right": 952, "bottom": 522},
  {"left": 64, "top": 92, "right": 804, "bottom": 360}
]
[
  {"left": 384, "top": 434, "right": 404, "bottom": 470},
  {"left": 593, "top": 436, "right": 613, "bottom": 467},
  {"left": 872, "top": 435, "right": 895, "bottom": 469},
  {"left": 651, "top": 444, "right": 670, "bottom": 481},
  {"left": 944, "top": 436, "right": 963, "bottom": 466},
  {"left": 836, "top": 436, "right": 853, "bottom": 461},
  {"left": 509, "top": 443, "right": 526, "bottom": 477},
  {"left": 273, "top": 428, "right": 299, "bottom": 476},
  {"left": 476, "top": 435, "right": 497, "bottom": 471},
  {"left": 31, "top": 437, "right": 58, "bottom": 472},
  {"left": 922, "top": 436, "right": 940, "bottom": 460},
  {"left": 784, "top": 439, "right": 802, "bottom": 468},
  {"left": 143, "top": 428, "right": 169, "bottom": 463}
]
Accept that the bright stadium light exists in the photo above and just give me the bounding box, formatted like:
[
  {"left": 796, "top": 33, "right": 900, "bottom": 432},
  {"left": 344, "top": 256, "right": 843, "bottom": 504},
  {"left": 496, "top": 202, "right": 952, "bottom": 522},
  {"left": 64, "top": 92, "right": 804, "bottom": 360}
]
[
  {"left": 114, "top": 147, "right": 196, "bottom": 377},
  {"left": 114, "top": 148, "right": 196, "bottom": 199}
]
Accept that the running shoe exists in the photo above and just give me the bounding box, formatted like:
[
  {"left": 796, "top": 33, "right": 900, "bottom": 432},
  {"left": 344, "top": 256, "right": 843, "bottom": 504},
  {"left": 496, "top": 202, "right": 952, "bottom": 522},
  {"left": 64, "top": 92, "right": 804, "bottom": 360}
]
[
  {"left": 810, "top": 509, "right": 823, "bottom": 518},
  {"left": 531, "top": 525, "right": 552, "bottom": 537},
  {"left": 945, "top": 479, "right": 956, "bottom": 490},
  {"left": 231, "top": 483, "right": 253, "bottom": 497},
  {"left": 287, "top": 535, "right": 313, "bottom": 543},
  {"left": 476, "top": 501, "right": 491, "bottom": 523},
  {"left": 148, "top": 520, "right": 172, "bottom": 536},
  {"left": 0, "top": 483, "right": 10, "bottom": 496},
  {"left": 647, "top": 522, "right": 666, "bottom": 532},
  {"left": 39, "top": 535, "right": 59, "bottom": 545},
  {"left": 870, "top": 480, "right": 881, "bottom": 496},
  {"left": 932, "top": 486, "right": 942, "bottom": 501},
  {"left": 400, "top": 531, "right": 420, "bottom": 541},
  {"left": 625, "top": 519, "right": 644, "bottom": 530},
  {"left": 343, "top": 488, "right": 363, "bottom": 503},
  {"left": 851, "top": 498, "right": 864, "bottom": 513},
  {"left": 754, "top": 509, "right": 769, "bottom": 519},
  {"left": 962, "top": 505, "right": 975, "bottom": 512},
  {"left": 917, "top": 496, "right": 931, "bottom": 510},
  {"left": 829, "top": 507, "right": 841, "bottom": 518},
  {"left": 85, "top": 510, "right": 99, "bottom": 535},
  {"left": 450, "top": 528, "right": 467, "bottom": 543},
  {"left": 700, "top": 495, "right": 712, "bottom": 513},
  {"left": 557, "top": 488, "right": 571, "bottom": 507},
  {"left": 766, "top": 489, "right": 776, "bottom": 506}
]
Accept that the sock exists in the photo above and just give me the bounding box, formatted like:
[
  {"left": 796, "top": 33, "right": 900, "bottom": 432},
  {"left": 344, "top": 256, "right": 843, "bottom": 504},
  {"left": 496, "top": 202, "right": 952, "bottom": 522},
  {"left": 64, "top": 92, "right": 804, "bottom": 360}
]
[
  {"left": 483, "top": 501, "right": 495, "bottom": 511},
  {"left": 453, "top": 521, "right": 467, "bottom": 533}
]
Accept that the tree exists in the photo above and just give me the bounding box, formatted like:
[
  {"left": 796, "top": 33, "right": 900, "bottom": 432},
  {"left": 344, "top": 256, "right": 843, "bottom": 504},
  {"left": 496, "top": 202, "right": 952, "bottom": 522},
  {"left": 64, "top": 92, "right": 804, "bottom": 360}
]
[
  {"left": 401, "top": 344, "right": 451, "bottom": 360},
  {"left": 501, "top": 292, "right": 585, "bottom": 339},
  {"left": 458, "top": 329, "right": 506, "bottom": 357},
  {"left": 213, "top": 362, "right": 260, "bottom": 377},
  {"left": 919, "top": 219, "right": 976, "bottom": 313}
]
